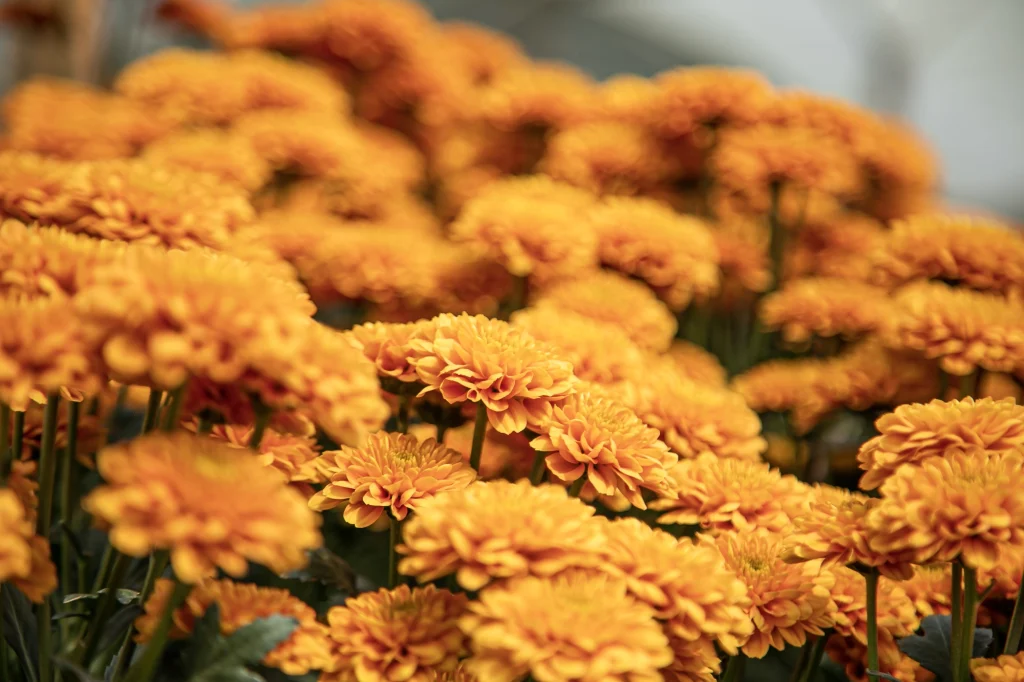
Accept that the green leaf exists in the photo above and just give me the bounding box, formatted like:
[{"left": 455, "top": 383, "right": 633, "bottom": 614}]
[
  {"left": 898, "top": 615, "right": 994, "bottom": 682},
  {"left": 188, "top": 614, "right": 298, "bottom": 682},
  {"left": 1, "top": 585, "right": 39, "bottom": 682},
  {"left": 62, "top": 589, "right": 140, "bottom": 606},
  {"left": 53, "top": 657, "right": 103, "bottom": 682}
]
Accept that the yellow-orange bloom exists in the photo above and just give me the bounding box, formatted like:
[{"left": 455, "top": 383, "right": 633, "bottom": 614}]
[
  {"left": 188, "top": 420, "right": 323, "bottom": 487},
  {"left": 410, "top": 422, "right": 534, "bottom": 482},
  {"left": 665, "top": 341, "right": 728, "bottom": 386},
  {"left": 409, "top": 314, "right": 577, "bottom": 435},
  {"left": 83, "top": 432, "right": 321, "bottom": 583},
  {"left": 309, "top": 431, "right": 476, "bottom": 527},
  {"left": 787, "top": 211, "right": 886, "bottom": 282},
  {"left": 710, "top": 217, "right": 772, "bottom": 301},
  {"left": 137, "top": 578, "right": 332, "bottom": 675},
  {"left": 867, "top": 451, "right": 1024, "bottom": 570},
  {"left": 0, "top": 489, "right": 56, "bottom": 603},
  {"left": 228, "top": 48, "right": 350, "bottom": 114},
  {"left": 900, "top": 564, "right": 955, "bottom": 622},
  {"left": 651, "top": 454, "right": 807, "bottom": 534},
  {"left": 972, "top": 652, "right": 1024, "bottom": 682},
  {"left": 530, "top": 392, "right": 677, "bottom": 508},
  {"left": 591, "top": 197, "right": 720, "bottom": 310},
  {"left": 595, "top": 74, "right": 662, "bottom": 127},
  {"left": 459, "top": 571, "right": 672, "bottom": 682},
  {"left": 441, "top": 21, "right": 526, "bottom": 86},
  {"left": 477, "top": 62, "right": 596, "bottom": 131},
  {"left": 449, "top": 175, "right": 598, "bottom": 282},
  {"left": 344, "top": 319, "right": 438, "bottom": 385},
  {"left": 142, "top": 128, "right": 272, "bottom": 192},
  {"left": 663, "top": 636, "right": 722, "bottom": 682},
  {"left": 324, "top": 585, "right": 467, "bottom": 682},
  {"left": 857, "top": 397, "right": 1024, "bottom": 490},
  {"left": 712, "top": 531, "right": 837, "bottom": 659},
  {"left": 654, "top": 67, "right": 773, "bottom": 138},
  {"left": 760, "top": 91, "right": 886, "bottom": 166},
  {"left": 398, "top": 480, "right": 603, "bottom": 590},
  {"left": 532, "top": 270, "right": 678, "bottom": 352},
  {"left": 760, "top": 277, "right": 891, "bottom": 343}
]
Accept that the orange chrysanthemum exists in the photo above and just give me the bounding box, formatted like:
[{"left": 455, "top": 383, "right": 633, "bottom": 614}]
[
  {"left": 324, "top": 585, "right": 467, "bottom": 682},
  {"left": 901, "top": 565, "right": 954, "bottom": 622},
  {"left": 760, "top": 277, "right": 891, "bottom": 343},
  {"left": 142, "top": 128, "right": 272, "bottom": 192},
  {"left": 867, "top": 451, "right": 1024, "bottom": 570},
  {"left": 228, "top": 48, "right": 350, "bottom": 114},
  {"left": 398, "top": 480, "right": 603, "bottom": 590},
  {"left": 441, "top": 21, "right": 526, "bottom": 86},
  {"left": 529, "top": 392, "right": 677, "bottom": 508},
  {"left": 186, "top": 420, "right": 322, "bottom": 486},
  {"left": 0, "top": 488, "right": 56, "bottom": 603},
  {"left": 410, "top": 422, "right": 534, "bottom": 481},
  {"left": 137, "top": 578, "right": 332, "bottom": 675},
  {"left": 449, "top": 176, "right": 598, "bottom": 282},
  {"left": 4, "top": 401, "right": 105, "bottom": 468},
  {"left": 309, "top": 432, "right": 476, "bottom": 527},
  {"left": 787, "top": 211, "right": 887, "bottom": 282},
  {"left": 972, "top": 652, "right": 1024, "bottom": 682},
  {"left": 532, "top": 270, "right": 678, "bottom": 352},
  {"left": 883, "top": 281, "right": 1024, "bottom": 376},
  {"left": 760, "top": 91, "right": 885, "bottom": 163},
  {"left": 459, "top": 571, "right": 672, "bottom": 682},
  {"left": 710, "top": 218, "right": 772, "bottom": 301},
  {"left": 344, "top": 319, "right": 438, "bottom": 385},
  {"left": 477, "top": 62, "right": 596, "bottom": 131},
  {"left": 654, "top": 67, "right": 773, "bottom": 137},
  {"left": 83, "top": 432, "right": 321, "bottom": 583},
  {"left": 712, "top": 531, "right": 837, "bottom": 659},
  {"left": 595, "top": 74, "right": 662, "bottom": 127},
  {"left": 665, "top": 341, "right": 728, "bottom": 386},
  {"left": 651, "top": 454, "right": 807, "bottom": 534},
  {"left": 857, "top": 397, "right": 1024, "bottom": 490},
  {"left": 591, "top": 197, "right": 720, "bottom": 310},
  {"left": 409, "top": 314, "right": 577, "bottom": 435}
]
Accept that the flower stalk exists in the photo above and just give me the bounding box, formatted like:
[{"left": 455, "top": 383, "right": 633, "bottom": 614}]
[
  {"left": 77, "top": 551, "right": 132, "bottom": 666},
  {"left": 159, "top": 383, "right": 187, "bottom": 432},
  {"left": 249, "top": 398, "right": 272, "bottom": 450},
  {"left": 865, "top": 568, "right": 880, "bottom": 681},
  {"left": 59, "top": 400, "right": 82, "bottom": 641},
  {"left": 957, "top": 566, "right": 979, "bottom": 682},
  {"left": 468, "top": 403, "right": 487, "bottom": 472},
  {"left": 792, "top": 633, "right": 829, "bottom": 682},
  {"left": 721, "top": 654, "right": 746, "bottom": 682},
  {"left": 529, "top": 451, "right": 547, "bottom": 485},
  {"left": 389, "top": 516, "right": 402, "bottom": 589},
  {"left": 1005, "top": 568, "right": 1024, "bottom": 654},
  {"left": 140, "top": 389, "right": 163, "bottom": 434},
  {"left": 950, "top": 562, "right": 963, "bottom": 681},
  {"left": 0, "top": 403, "right": 10, "bottom": 477},
  {"left": 122, "top": 579, "right": 191, "bottom": 682},
  {"left": 35, "top": 394, "right": 61, "bottom": 682}
]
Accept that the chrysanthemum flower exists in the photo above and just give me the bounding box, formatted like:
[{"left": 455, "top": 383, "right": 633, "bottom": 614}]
[
  {"left": 449, "top": 175, "right": 598, "bottom": 282},
  {"left": 142, "top": 129, "right": 272, "bottom": 192},
  {"left": 11, "top": 400, "right": 106, "bottom": 467},
  {"left": 760, "top": 277, "right": 891, "bottom": 343},
  {"left": 665, "top": 341, "right": 728, "bottom": 386},
  {"left": 423, "top": 243, "right": 513, "bottom": 317},
  {"left": 867, "top": 451, "right": 1024, "bottom": 570},
  {"left": 857, "top": 397, "right": 1024, "bottom": 490},
  {"left": 137, "top": 578, "right": 332, "bottom": 675},
  {"left": 477, "top": 62, "right": 596, "bottom": 131},
  {"left": 309, "top": 432, "right": 476, "bottom": 527},
  {"left": 185, "top": 420, "right": 322, "bottom": 487},
  {"left": 532, "top": 270, "right": 678, "bottom": 352},
  {"left": 900, "top": 565, "right": 954, "bottom": 622},
  {"left": 654, "top": 67, "right": 773, "bottom": 138},
  {"left": 971, "top": 652, "right": 1024, "bottom": 682},
  {"left": 731, "top": 358, "right": 825, "bottom": 421},
  {"left": 0, "top": 489, "right": 56, "bottom": 603},
  {"left": 324, "top": 585, "right": 467, "bottom": 682},
  {"left": 782, "top": 485, "right": 914, "bottom": 579},
  {"left": 710, "top": 218, "right": 772, "bottom": 301},
  {"left": 441, "top": 21, "right": 526, "bottom": 86},
  {"left": 883, "top": 281, "right": 1024, "bottom": 376},
  {"left": 353, "top": 120, "right": 427, "bottom": 191},
  {"left": 229, "top": 49, "right": 350, "bottom": 114},
  {"left": 410, "top": 422, "right": 534, "bottom": 481},
  {"left": 409, "top": 314, "right": 576, "bottom": 435},
  {"left": 7, "top": 460, "right": 38, "bottom": 518},
  {"left": 530, "top": 392, "right": 677, "bottom": 508},
  {"left": 595, "top": 74, "right": 662, "bottom": 127},
  {"left": 591, "top": 197, "right": 720, "bottom": 310},
  {"left": 0, "top": 151, "right": 91, "bottom": 226},
  {"left": 761, "top": 91, "right": 886, "bottom": 165},
  {"left": 398, "top": 480, "right": 603, "bottom": 589},
  {"left": 868, "top": 120, "right": 939, "bottom": 201},
  {"left": 344, "top": 319, "right": 437, "bottom": 385},
  {"left": 712, "top": 531, "right": 837, "bottom": 659},
  {"left": 663, "top": 636, "right": 722, "bottom": 682},
  {"left": 651, "top": 454, "right": 807, "bottom": 534},
  {"left": 460, "top": 570, "right": 672, "bottom": 682},
  {"left": 83, "top": 432, "right": 321, "bottom": 583},
  {"left": 786, "top": 211, "right": 886, "bottom": 282}
]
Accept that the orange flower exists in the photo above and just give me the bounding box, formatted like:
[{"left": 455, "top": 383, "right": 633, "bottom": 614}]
[
  {"left": 591, "top": 197, "right": 720, "bottom": 310},
  {"left": 857, "top": 397, "right": 1024, "bottom": 490},
  {"left": 971, "top": 652, "right": 1024, "bottom": 682},
  {"left": 651, "top": 454, "right": 807, "bottom": 534},
  {"left": 228, "top": 49, "right": 350, "bottom": 114},
  {"left": 142, "top": 128, "right": 272, "bottom": 192},
  {"left": 83, "top": 432, "right": 322, "bottom": 583},
  {"left": 187, "top": 420, "right": 322, "bottom": 486},
  {"left": 459, "top": 571, "right": 672, "bottom": 682},
  {"left": 398, "top": 480, "right": 603, "bottom": 590},
  {"left": 441, "top": 21, "right": 526, "bottom": 86},
  {"left": 0, "top": 151, "right": 90, "bottom": 225},
  {"left": 530, "top": 392, "right": 677, "bottom": 508},
  {"left": 409, "top": 313, "right": 577, "bottom": 435},
  {"left": 654, "top": 67, "right": 773, "bottom": 138},
  {"left": 0, "top": 488, "right": 56, "bottom": 603},
  {"left": 477, "top": 62, "right": 596, "bottom": 131},
  {"left": 901, "top": 565, "right": 954, "bottom": 621},
  {"left": 7, "top": 400, "right": 106, "bottom": 467},
  {"left": 787, "top": 211, "right": 886, "bottom": 282},
  {"left": 867, "top": 451, "right": 1024, "bottom": 570},
  {"left": 136, "top": 578, "right": 332, "bottom": 675},
  {"left": 760, "top": 277, "right": 891, "bottom": 343},
  {"left": 710, "top": 217, "right": 772, "bottom": 300},
  {"left": 449, "top": 175, "right": 598, "bottom": 282},
  {"left": 595, "top": 74, "right": 662, "bottom": 127},
  {"left": 712, "top": 531, "right": 837, "bottom": 659},
  {"left": 732, "top": 358, "right": 826, "bottom": 419},
  {"left": 868, "top": 120, "right": 939, "bottom": 198},
  {"left": 665, "top": 341, "right": 727, "bottom": 386},
  {"left": 309, "top": 431, "right": 476, "bottom": 527},
  {"left": 324, "top": 585, "right": 467, "bottom": 682},
  {"left": 532, "top": 270, "right": 678, "bottom": 352},
  {"left": 344, "top": 319, "right": 438, "bottom": 385},
  {"left": 410, "top": 422, "right": 535, "bottom": 481},
  {"left": 663, "top": 636, "right": 722, "bottom": 682}
]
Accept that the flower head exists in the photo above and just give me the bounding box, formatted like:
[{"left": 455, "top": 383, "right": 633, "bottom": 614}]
[
  {"left": 596, "top": 74, "right": 662, "bottom": 127},
  {"left": 398, "top": 480, "right": 603, "bottom": 590},
  {"left": 654, "top": 67, "right": 773, "bottom": 137},
  {"left": 83, "top": 432, "right": 322, "bottom": 583},
  {"left": 663, "top": 637, "right": 722, "bottom": 682},
  {"left": 459, "top": 570, "right": 672, "bottom": 682},
  {"left": 760, "top": 277, "right": 891, "bottom": 343},
  {"left": 0, "top": 489, "right": 56, "bottom": 603},
  {"left": 344, "top": 319, "right": 437, "bottom": 385},
  {"left": 787, "top": 211, "right": 886, "bottom": 282},
  {"left": 309, "top": 432, "right": 476, "bottom": 527},
  {"left": 142, "top": 129, "right": 272, "bottom": 192},
  {"left": 228, "top": 49, "right": 350, "bottom": 114},
  {"left": 477, "top": 62, "right": 596, "bottom": 131},
  {"left": 710, "top": 218, "right": 772, "bottom": 300},
  {"left": 324, "top": 585, "right": 467, "bottom": 682},
  {"left": 137, "top": 578, "right": 332, "bottom": 675},
  {"left": 410, "top": 422, "right": 534, "bottom": 481},
  {"left": 441, "top": 21, "right": 526, "bottom": 86},
  {"left": 665, "top": 341, "right": 727, "bottom": 386},
  {"left": 972, "top": 652, "right": 1024, "bottom": 682},
  {"left": 188, "top": 421, "right": 322, "bottom": 486}
]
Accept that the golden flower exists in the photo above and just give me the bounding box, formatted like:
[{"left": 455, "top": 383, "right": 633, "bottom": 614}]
[
  {"left": 591, "top": 197, "right": 720, "bottom": 310},
  {"left": 710, "top": 218, "right": 772, "bottom": 301},
  {"left": 136, "top": 578, "right": 332, "bottom": 675},
  {"left": 0, "top": 295, "right": 103, "bottom": 410},
  {"left": 867, "top": 451, "right": 1024, "bottom": 570},
  {"left": 155, "top": 0, "right": 234, "bottom": 41},
  {"left": 665, "top": 341, "right": 728, "bottom": 386},
  {"left": 425, "top": 664, "right": 477, "bottom": 682},
  {"left": 425, "top": 242, "right": 513, "bottom": 317},
  {"left": 654, "top": 67, "right": 773, "bottom": 138},
  {"left": 532, "top": 270, "right": 678, "bottom": 352},
  {"left": 7, "top": 460, "right": 38, "bottom": 517},
  {"left": 663, "top": 636, "right": 722, "bottom": 682},
  {"left": 316, "top": 0, "right": 434, "bottom": 72},
  {"left": 828, "top": 644, "right": 934, "bottom": 682},
  {"left": 83, "top": 431, "right": 322, "bottom": 583},
  {"left": 760, "top": 277, "right": 891, "bottom": 343},
  {"left": 786, "top": 211, "right": 886, "bottom": 282},
  {"left": 185, "top": 420, "right": 323, "bottom": 486},
  {"left": 409, "top": 313, "right": 577, "bottom": 435},
  {"left": 449, "top": 175, "right": 598, "bottom": 282},
  {"left": 871, "top": 213, "right": 1024, "bottom": 296},
  {"left": 477, "top": 62, "right": 596, "bottom": 131},
  {"left": 460, "top": 570, "right": 672, "bottom": 682},
  {"left": 0, "top": 488, "right": 56, "bottom": 603},
  {"left": 651, "top": 454, "right": 806, "bottom": 534},
  {"left": 761, "top": 91, "right": 886, "bottom": 165},
  {"left": 530, "top": 392, "right": 677, "bottom": 508},
  {"left": 0, "top": 151, "right": 91, "bottom": 225},
  {"left": 595, "top": 74, "right": 662, "bottom": 127},
  {"left": 344, "top": 319, "right": 438, "bottom": 385},
  {"left": 712, "top": 531, "right": 837, "bottom": 659},
  {"left": 142, "top": 128, "right": 272, "bottom": 192},
  {"left": 398, "top": 480, "right": 603, "bottom": 590},
  {"left": 353, "top": 120, "right": 427, "bottom": 192},
  {"left": 901, "top": 565, "right": 954, "bottom": 621},
  {"left": 857, "top": 397, "right": 1024, "bottom": 490},
  {"left": 9, "top": 400, "right": 106, "bottom": 467},
  {"left": 732, "top": 358, "right": 825, "bottom": 419},
  {"left": 510, "top": 306, "right": 645, "bottom": 387},
  {"left": 228, "top": 49, "right": 350, "bottom": 114},
  {"left": 972, "top": 652, "right": 1024, "bottom": 682},
  {"left": 310, "top": 431, "right": 476, "bottom": 526},
  {"left": 182, "top": 380, "right": 317, "bottom": 439},
  {"left": 868, "top": 119, "right": 939, "bottom": 197},
  {"left": 884, "top": 281, "right": 1024, "bottom": 376},
  {"left": 324, "top": 584, "right": 467, "bottom": 682},
  {"left": 410, "top": 422, "right": 535, "bottom": 482},
  {"left": 441, "top": 21, "right": 526, "bottom": 86}
]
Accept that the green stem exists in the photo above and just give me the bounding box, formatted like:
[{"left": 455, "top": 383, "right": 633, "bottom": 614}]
[
  {"left": 159, "top": 384, "right": 187, "bottom": 432},
  {"left": 388, "top": 516, "right": 402, "bottom": 589},
  {"left": 768, "top": 181, "right": 785, "bottom": 293},
  {"left": 720, "top": 654, "right": 746, "bottom": 682},
  {"left": 865, "top": 569, "right": 880, "bottom": 681},
  {"left": 35, "top": 395, "right": 60, "bottom": 682},
  {"left": 958, "top": 371, "right": 978, "bottom": 400},
  {"left": 0, "top": 587, "right": 8, "bottom": 682},
  {"left": 396, "top": 394, "right": 411, "bottom": 434},
  {"left": 498, "top": 275, "right": 528, "bottom": 321},
  {"left": 795, "top": 633, "right": 829, "bottom": 682},
  {"left": 59, "top": 401, "right": 81, "bottom": 643},
  {"left": 529, "top": 451, "right": 547, "bottom": 485},
  {"left": 1005, "top": 569, "right": 1024, "bottom": 654},
  {"left": 567, "top": 477, "right": 585, "bottom": 498},
  {"left": 140, "top": 389, "right": 163, "bottom": 434},
  {"left": 111, "top": 551, "right": 169, "bottom": 681},
  {"left": 951, "top": 562, "right": 963, "bottom": 682},
  {"left": 0, "top": 403, "right": 10, "bottom": 477},
  {"left": 114, "top": 385, "right": 129, "bottom": 411},
  {"left": 11, "top": 410, "right": 25, "bottom": 465},
  {"left": 468, "top": 403, "right": 487, "bottom": 473},
  {"left": 91, "top": 545, "right": 115, "bottom": 593},
  {"left": 436, "top": 420, "right": 449, "bottom": 445},
  {"left": 77, "top": 552, "right": 132, "bottom": 666},
  {"left": 958, "top": 566, "right": 979, "bottom": 682},
  {"left": 122, "top": 580, "right": 190, "bottom": 682},
  {"left": 248, "top": 400, "right": 271, "bottom": 451}
]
